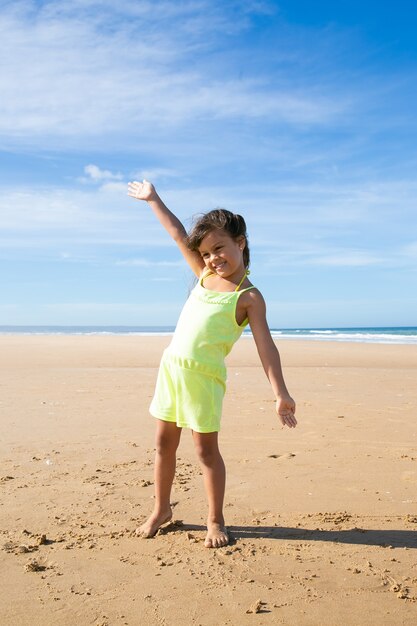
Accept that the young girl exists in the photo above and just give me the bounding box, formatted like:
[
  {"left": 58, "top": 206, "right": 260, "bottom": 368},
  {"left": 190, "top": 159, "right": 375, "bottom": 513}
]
[{"left": 128, "top": 180, "right": 297, "bottom": 549}]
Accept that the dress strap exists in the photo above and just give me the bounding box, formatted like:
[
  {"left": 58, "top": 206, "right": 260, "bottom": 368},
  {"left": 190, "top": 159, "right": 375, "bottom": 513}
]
[
  {"left": 199, "top": 268, "right": 214, "bottom": 286},
  {"left": 234, "top": 269, "right": 250, "bottom": 292}
]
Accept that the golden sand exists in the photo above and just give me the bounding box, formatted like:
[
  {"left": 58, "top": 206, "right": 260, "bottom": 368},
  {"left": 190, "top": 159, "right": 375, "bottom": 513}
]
[{"left": 1, "top": 335, "right": 416, "bottom": 625}]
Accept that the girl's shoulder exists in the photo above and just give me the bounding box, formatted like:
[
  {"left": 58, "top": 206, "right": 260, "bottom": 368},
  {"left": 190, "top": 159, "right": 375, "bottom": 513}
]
[
  {"left": 236, "top": 287, "right": 266, "bottom": 328},
  {"left": 238, "top": 285, "right": 265, "bottom": 308}
]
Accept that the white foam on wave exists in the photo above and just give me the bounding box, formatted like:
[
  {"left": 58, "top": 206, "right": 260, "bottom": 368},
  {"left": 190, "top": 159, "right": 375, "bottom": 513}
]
[
  {"left": 246, "top": 328, "right": 417, "bottom": 345},
  {"left": 278, "top": 332, "right": 417, "bottom": 344}
]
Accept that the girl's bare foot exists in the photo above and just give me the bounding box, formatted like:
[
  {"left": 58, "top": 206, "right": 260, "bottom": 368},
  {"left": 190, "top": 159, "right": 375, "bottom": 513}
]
[
  {"left": 204, "top": 522, "right": 229, "bottom": 548},
  {"left": 136, "top": 508, "right": 172, "bottom": 538}
]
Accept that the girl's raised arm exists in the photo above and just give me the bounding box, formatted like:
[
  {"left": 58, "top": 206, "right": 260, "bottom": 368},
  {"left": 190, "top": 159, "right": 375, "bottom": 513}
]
[{"left": 128, "top": 180, "right": 205, "bottom": 277}]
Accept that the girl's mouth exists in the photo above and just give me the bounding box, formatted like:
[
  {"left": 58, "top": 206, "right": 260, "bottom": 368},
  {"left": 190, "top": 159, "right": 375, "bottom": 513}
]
[{"left": 213, "top": 262, "right": 226, "bottom": 272}]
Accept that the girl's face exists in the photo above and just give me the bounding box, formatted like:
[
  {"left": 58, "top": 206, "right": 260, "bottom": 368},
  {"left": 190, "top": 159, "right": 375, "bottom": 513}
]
[{"left": 198, "top": 229, "right": 245, "bottom": 278}]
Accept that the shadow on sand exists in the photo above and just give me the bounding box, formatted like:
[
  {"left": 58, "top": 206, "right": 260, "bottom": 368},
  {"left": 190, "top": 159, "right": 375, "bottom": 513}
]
[{"left": 163, "top": 522, "right": 417, "bottom": 549}]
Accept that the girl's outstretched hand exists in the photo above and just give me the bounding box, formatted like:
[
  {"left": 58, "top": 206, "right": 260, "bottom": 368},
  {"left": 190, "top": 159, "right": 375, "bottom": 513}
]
[
  {"left": 276, "top": 395, "right": 297, "bottom": 428},
  {"left": 128, "top": 179, "right": 157, "bottom": 202}
]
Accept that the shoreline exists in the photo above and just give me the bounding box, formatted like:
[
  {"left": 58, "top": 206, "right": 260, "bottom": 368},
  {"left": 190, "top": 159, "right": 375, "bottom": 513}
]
[{"left": 1, "top": 325, "right": 417, "bottom": 346}]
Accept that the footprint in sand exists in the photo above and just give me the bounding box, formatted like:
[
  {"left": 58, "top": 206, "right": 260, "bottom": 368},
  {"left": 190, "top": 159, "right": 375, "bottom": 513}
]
[{"left": 268, "top": 453, "right": 296, "bottom": 460}]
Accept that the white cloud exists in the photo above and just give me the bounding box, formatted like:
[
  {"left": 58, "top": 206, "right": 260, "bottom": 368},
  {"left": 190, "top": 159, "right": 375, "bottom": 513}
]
[
  {"left": 257, "top": 245, "right": 384, "bottom": 269},
  {"left": 84, "top": 164, "right": 123, "bottom": 182},
  {"left": 115, "top": 258, "right": 184, "bottom": 267},
  {"left": 0, "top": 0, "right": 349, "bottom": 151},
  {"left": 0, "top": 185, "right": 171, "bottom": 250},
  {"left": 1, "top": 175, "right": 416, "bottom": 277}
]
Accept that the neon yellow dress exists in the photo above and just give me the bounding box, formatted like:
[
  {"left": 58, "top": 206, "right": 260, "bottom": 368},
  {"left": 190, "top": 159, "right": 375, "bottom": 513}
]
[{"left": 149, "top": 270, "right": 255, "bottom": 433}]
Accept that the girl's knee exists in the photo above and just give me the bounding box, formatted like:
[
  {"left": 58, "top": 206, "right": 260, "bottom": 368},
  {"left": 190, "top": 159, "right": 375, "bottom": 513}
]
[
  {"left": 155, "top": 435, "right": 179, "bottom": 455},
  {"left": 155, "top": 422, "right": 181, "bottom": 454},
  {"left": 193, "top": 436, "right": 220, "bottom": 465}
]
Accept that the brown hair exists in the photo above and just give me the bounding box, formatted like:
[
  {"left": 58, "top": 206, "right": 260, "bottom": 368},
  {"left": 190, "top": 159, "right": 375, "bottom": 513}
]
[{"left": 186, "top": 209, "right": 250, "bottom": 268}]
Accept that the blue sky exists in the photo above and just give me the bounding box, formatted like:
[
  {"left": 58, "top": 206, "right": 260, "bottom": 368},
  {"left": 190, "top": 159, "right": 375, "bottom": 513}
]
[{"left": 1, "top": 0, "right": 416, "bottom": 327}]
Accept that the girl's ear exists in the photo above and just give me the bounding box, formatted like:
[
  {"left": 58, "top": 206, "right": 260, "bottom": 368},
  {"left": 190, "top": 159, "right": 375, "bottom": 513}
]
[{"left": 237, "top": 236, "right": 246, "bottom": 250}]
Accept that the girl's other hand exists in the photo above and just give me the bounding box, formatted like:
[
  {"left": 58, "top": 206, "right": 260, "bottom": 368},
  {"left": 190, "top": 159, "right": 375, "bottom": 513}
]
[
  {"left": 128, "top": 179, "right": 157, "bottom": 202},
  {"left": 276, "top": 395, "right": 297, "bottom": 428}
]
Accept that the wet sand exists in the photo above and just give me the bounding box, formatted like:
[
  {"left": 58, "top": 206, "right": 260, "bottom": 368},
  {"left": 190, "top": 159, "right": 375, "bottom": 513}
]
[{"left": 1, "top": 335, "right": 416, "bottom": 625}]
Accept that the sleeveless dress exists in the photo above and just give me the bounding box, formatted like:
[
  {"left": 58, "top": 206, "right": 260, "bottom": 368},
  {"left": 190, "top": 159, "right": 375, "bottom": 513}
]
[{"left": 149, "top": 270, "right": 255, "bottom": 433}]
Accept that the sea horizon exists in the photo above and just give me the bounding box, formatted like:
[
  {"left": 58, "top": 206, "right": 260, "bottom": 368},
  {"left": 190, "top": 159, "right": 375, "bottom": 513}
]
[{"left": 1, "top": 325, "right": 417, "bottom": 345}]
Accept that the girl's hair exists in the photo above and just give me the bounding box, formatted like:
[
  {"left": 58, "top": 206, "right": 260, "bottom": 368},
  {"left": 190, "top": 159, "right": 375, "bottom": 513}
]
[{"left": 186, "top": 209, "right": 250, "bottom": 268}]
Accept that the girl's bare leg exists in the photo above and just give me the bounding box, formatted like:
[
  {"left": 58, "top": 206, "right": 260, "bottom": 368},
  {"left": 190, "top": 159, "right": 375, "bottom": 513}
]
[
  {"left": 192, "top": 430, "right": 228, "bottom": 548},
  {"left": 137, "top": 419, "right": 182, "bottom": 538}
]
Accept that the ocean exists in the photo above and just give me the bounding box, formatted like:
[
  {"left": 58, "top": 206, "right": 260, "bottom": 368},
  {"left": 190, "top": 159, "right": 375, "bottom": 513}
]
[{"left": 1, "top": 326, "right": 417, "bottom": 345}]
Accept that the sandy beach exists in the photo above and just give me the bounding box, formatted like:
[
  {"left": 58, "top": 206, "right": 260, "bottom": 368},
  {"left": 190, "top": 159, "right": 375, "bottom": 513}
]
[{"left": 1, "top": 334, "right": 416, "bottom": 626}]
